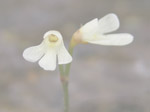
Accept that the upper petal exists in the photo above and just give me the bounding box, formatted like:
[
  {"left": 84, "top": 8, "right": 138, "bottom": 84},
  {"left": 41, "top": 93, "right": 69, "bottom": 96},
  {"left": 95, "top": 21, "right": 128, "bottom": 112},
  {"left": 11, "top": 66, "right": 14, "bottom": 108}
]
[
  {"left": 43, "top": 30, "right": 62, "bottom": 40},
  {"left": 57, "top": 43, "right": 72, "bottom": 64},
  {"left": 23, "top": 42, "right": 45, "bottom": 62},
  {"left": 87, "top": 33, "right": 134, "bottom": 46},
  {"left": 43, "top": 30, "right": 63, "bottom": 48},
  {"left": 98, "top": 13, "right": 120, "bottom": 34},
  {"left": 79, "top": 18, "right": 99, "bottom": 42},
  {"left": 38, "top": 50, "right": 56, "bottom": 71},
  {"left": 80, "top": 18, "right": 99, "bottom": 34}
]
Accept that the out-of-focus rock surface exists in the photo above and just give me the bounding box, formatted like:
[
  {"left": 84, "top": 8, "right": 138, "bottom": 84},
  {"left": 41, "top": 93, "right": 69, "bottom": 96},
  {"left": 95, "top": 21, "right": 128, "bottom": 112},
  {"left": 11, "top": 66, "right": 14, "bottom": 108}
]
[{"left": 0, "top": 0, "right": 150, "bottom": 112}]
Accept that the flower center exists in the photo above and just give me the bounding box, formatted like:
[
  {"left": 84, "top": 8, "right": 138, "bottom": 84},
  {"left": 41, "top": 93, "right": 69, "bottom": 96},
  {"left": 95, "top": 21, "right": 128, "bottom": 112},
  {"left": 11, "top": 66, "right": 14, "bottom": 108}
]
[{"left": 48, "top": 34, "right": 58, "bottom": 42}]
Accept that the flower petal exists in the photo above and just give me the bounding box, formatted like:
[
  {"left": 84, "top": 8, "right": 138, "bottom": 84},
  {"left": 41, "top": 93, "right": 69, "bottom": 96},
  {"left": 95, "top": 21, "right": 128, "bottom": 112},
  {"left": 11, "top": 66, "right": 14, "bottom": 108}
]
[
  {"left": 58, "top": 43, "right": 72, "bottom": 64},
  {"left": 23, "top": 43, "right": 45, "bottom": 62},
  {"left": 79, "top": 18, "right": 99, "bottom": 41},
  {"left": 38, "top": 50, "right": 56, "bottom": 71},
  {"left": 98, "top": 13, "right": 120, "bottom": 33},
  {"left": 87, "top": 33, "right": 134, "bottom": 46},
  {"left": 43, "top": 30, "right": 62, "bottom": 40},
  {"left": 80, "top": 18, "right": 99, "bottom": 36}
]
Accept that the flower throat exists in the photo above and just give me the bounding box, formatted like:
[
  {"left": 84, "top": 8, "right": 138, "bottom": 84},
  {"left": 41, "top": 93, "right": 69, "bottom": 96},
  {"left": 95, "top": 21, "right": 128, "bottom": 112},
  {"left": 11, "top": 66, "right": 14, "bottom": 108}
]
[{"left": 48, "top": 34, "right": 58, "bottom": 42}]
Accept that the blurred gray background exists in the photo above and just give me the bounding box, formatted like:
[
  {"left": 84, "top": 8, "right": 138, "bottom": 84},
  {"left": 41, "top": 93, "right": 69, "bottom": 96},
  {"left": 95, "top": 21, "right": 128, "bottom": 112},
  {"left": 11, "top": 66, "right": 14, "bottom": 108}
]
[{"left": 0, "top": 0, "right": 150, "bottom": 112}]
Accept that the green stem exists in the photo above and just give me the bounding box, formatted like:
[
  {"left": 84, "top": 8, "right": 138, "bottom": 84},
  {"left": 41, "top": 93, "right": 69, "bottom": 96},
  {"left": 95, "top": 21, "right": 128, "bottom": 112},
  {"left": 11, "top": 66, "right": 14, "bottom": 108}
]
[
  {"left": 59, "top": 65, "right": 64, "bottom": 74},
  {"left": 59, "top": 39, "right": 76, "bottom": 112},
  {"left": 65, "top": 42, "right": 75, "bottom": 76},
  {"left": 59, "top": 65, "right": 69, "bottom": 112},
  {"left": 62, "top": 81, "right": 69, "bottom": 112}
]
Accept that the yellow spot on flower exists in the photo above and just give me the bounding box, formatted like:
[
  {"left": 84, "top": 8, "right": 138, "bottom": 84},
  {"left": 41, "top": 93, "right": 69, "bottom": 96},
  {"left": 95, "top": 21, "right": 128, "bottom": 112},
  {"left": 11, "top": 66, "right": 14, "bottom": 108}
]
[{"left": 48, "top": 34, "right": 58, "bottom": 42}]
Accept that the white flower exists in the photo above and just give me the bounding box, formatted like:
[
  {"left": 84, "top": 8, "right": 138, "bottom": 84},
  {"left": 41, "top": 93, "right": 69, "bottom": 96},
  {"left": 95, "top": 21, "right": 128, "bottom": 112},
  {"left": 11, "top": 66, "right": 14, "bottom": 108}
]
[
  {"left": 75, "top": 13, "right": 133, "bottom": 46},
  {"left": 23, "top": 30, "right": 72, "bottom": 71}
]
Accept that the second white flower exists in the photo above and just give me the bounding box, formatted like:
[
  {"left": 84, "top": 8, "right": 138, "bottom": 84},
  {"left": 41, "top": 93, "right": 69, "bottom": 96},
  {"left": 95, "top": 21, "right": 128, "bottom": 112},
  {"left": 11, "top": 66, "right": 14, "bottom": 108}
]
[{"left": 74, "top": 13, "right": 133, "bottom": 46}]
